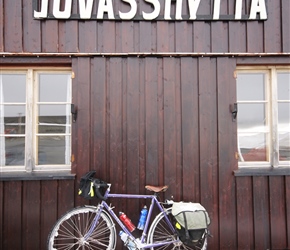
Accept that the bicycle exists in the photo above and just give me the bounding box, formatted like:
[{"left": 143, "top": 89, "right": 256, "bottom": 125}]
[{"left": 47, "top": 176, "right": 209, "bottom": 250}]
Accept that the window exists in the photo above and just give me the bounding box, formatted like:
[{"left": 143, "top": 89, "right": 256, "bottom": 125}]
[
  {"left": 236, "top": 66, "right": 290, "bottom": 168},
  {"left": 0, "top": 68, "right": 72, "bottom": 173}
]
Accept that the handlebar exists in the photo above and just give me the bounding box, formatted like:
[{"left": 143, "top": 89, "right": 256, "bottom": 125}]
[{"left": 93, "top": 179, "right": 109, "bottom": 200}]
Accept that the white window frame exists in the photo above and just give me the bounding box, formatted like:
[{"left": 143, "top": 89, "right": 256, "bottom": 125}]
[
  {"left": 236, "top": 66, "right": 290, "bottom": 168},
  {"left": 0, "top": 67, "right": 72, "bottom": 173}
]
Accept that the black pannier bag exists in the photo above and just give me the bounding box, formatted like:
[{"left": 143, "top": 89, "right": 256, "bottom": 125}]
[
  {"left": 78, "top": 171, "right": 107, "bottom": 200},
  {"left": 172, "top": 202, "right": 210, "bottom": 246}
]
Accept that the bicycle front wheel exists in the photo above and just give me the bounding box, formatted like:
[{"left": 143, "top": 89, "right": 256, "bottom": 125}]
[
  {"left": 47, "top": 206, "right": 116, "bottom": 250},
  {"left": 147, "top": 208, "right": 207, "bottom": 250}
]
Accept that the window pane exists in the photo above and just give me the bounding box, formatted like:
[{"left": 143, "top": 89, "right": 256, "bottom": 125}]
[
  {"left": 1, "top": 74, "right": 26, "bottom": 103},
  {"left": 5, "top": 137, "right": 25, "bottom": 166},
  {"left": 4, "top": 105, "right": 26, "bottom": 134},
  {"left": 238, "top": 103, "right": 267, "bottom": 129},
  {"left": 237, "top": 73, "right": 265, "bottom": 101},
  {"left": 237, "top": 73, "right": 268, "bottom": 163},
  {"left": 39, "top": 74, "right": 71, "bottom": 102},
  {"left": 277, "top": 72, "right": 290, "bottom": 100},
  {"left": 38, "top": 136, "right": 70, "bottom": 165},
  {"left": 278, "top": 103, "right": 290, "bottom": 161},
  {"left": 279, "top": 132, "right": 290, "bottom": 161},
  {"left": 38, "top": 104, "right": 71, "bottom": 134},
  {"left": 238, "top": 133, "right": 267, "bottom": 161}
]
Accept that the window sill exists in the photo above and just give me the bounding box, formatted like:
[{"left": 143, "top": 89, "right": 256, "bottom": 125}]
[
  {"left": 234, "top": 167, "right": 290, "bottom": 176},
  {"left": 0, "top": 171, "right": 75, "bottom": 181}
]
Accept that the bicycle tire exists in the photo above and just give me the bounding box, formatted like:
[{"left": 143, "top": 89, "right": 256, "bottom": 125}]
[
  {"left": 47, "top": 206, "right": 116, "bottom": 250},
  {"left": 147, "top": 208, "right": 207, "bottom": 250}
]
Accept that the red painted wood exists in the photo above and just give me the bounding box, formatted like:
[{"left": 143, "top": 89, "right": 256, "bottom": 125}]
[
  {"left": 217, "top": 57, "right": 237, "bottom": 250},
  {"left": 163, "top": 57, "right": 178, "bottom": 199},
  {"left": 3, "top": 181, "right": 22, "bottom": 250},
  {"left": 198, "top": 57, "right": 219, "bottom": 249},
  {"left": 144, "top": 57, "right": 159, "bottom": 187},
  {"left": 253, "top": 176, "right": 271, "bottom": 249},
  {"left": 22, "top": 181, "right": 41, "bottom": 250},
  {"left": 264, "top": 0, "right": 282, "bottom": 52},
  {"left": 0, "top": 0, "right": 4, "bottom": 52},
  {"left": 4, "top": 0, "right": 22, "bottom": 52},
  {"left": 269, "top": 176, "right": 287, "bottom": 249},
  {"left": 282, "top": 0, "right": 290, "bottom": 52},
  {"left": 91, "top": 57, "right": 109, "bottom": 180},
  {"left": 236, "top": 177, "right": 254, "bottom": 249},
  {"left": 40, "top": 181, "right": 58, "bottom": 250}
]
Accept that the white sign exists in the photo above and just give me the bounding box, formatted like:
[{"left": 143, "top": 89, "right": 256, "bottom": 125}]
[{"left": 34, "top": 0, "right": 268, "bottom": 21}]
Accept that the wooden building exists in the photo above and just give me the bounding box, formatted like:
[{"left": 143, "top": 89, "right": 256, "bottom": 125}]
[{"left": 0, "top": 0, "right": 289, "bottom": 249}]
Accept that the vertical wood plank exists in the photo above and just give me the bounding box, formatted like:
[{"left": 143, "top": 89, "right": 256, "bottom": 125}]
[
  {"left": 108, "top": 57, "right": 124, "bottom": 193},
  {"left": 58, "top": 180, "right": 75, "bottom": 216},
  {"left": 193, "top": 22, "right": 211, "bottom": 52},
  {"left": 79, "top": 21, "right": 97, "bottom": 53},
  {"left": 22, "top": 181, "right": 41, "bottom": 250},
  {"left": 42, "top": 20, "right": 58, "bottom": 52},
  {"left": 269, "top": 176, "right": 287, "bottom": 249},
  {"left": 0, "top": 0, "right": 4, "bottom": 51},
  {"left": 281, "top": 0, "right": 290, "bottom": 52},
  {"left": 3, "top": 181, "right": 22, "bottom": 250},
  {"left": 71, "top": 58, "right": 78, "bottom": 175},
  {"left": 139, "top": 24, "right": 152, "bottom": 52},
  {"left": 264, "top": 0, "right": 282, "bottom": 53},
  {"left": 74, "top": 57, "right": 91, "bottom": 206},
  {"left": 4, "top": 0, "right": 23, "bottom": 52},
  {"left": 217, "top": 57, "right": 237, "bottom": 250},
  {"left": 174, "top": 58, "right": 182, "bottom": 201},
  {"left": 180, "top": 57, "right": 199, "bottom": 202},
  {"left": 138, "top": 58, "right": 146, "bottom": 192},
  {"left": 286, "top": 176, "right": 290, "bottom": 248},
  {"left": 23, "top": 0, "right": 41, "bottom": 52},
  {"left": 0, "top": 182, "right": 3, "bottom": 250},
  {"left": 176, "top": 22, "right": 193, "bottom": 53},
  {"left": 102, "top": 22, "right": 116, "bottom": 53},
  {"left": 65, "top": 21, "right": 79, "bottom": 52},
  {"left": 163, "top": 57, "right": 177, "bottom": 198},
  {"left": 125, "top": 57, "right": 140, "bottom": 222},
  {"left": 236, "top": 177, "right": 254, "bottom": 250},
  {"left": 58, "top": 21, "right": 66, "bottom": 52},
  {"left": 211, "top": 22, "right": 229, "bottom": 52},
  {"left": 253, "top": 176, "right": 270, "bottom": 249},
  {"left": 246, "top": 22, "right": 264, "bottom": 53},
  {"left": 145, "top": 57, "right": 159, "bottom": 186},
  {"left": 157, "top": 58, "right": 164, "bottom": 186},
  {"left": 157, "top": 22, "right": 171, "bottom": 52},
  {"left": 229, "top": 22, "right": 247, "bottom": 53},
  {"left": 91, "top": 57, "right": 109, "bottom": 180},
  {"left": 120, "top": 22, "right": 134, "bottom": 52},
  {"left": 198, "top": 57, "right": 219, "bottom": 249},
  {"left": 40, "top": 181, "right": 58, "bottom": 250}
]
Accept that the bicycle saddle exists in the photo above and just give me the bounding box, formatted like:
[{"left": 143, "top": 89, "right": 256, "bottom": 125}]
[{"left": 145, "top": 185, "right": 169, "bottom": 193}]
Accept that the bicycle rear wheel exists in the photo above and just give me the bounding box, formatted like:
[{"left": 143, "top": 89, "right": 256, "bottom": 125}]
[
  {"left": 47, "top": 206, "right": 116, "bottom": 250},
  {"left": 147, "top": 208, "right": 207, "bottom": 250}
]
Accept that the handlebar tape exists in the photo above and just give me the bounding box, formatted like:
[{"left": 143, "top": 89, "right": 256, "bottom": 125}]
[{"left": 93, "top": 179, "right": 108, "bottom": 200}]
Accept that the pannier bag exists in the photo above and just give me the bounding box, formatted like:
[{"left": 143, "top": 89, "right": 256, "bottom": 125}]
[
  {"left": 172, "top": 202, "right": 210, "bottom": 246},
  {"left": 78, "top": 171, "right": 107, "bottom": 200}
]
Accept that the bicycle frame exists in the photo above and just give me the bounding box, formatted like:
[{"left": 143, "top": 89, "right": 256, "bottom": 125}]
[{"left": 85, "top": 184, "right": 179, "bottom": 249}]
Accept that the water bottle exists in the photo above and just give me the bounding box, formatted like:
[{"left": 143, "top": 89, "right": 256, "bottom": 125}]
[
  {"left": 137, "top": 206, "right": 148, "bottom": 230},
  {"left": 119, "top": 212, "right": 136, "bottom": 232},
  {"left": 119, "top": 231, "right": 136, "bottom": 250}
]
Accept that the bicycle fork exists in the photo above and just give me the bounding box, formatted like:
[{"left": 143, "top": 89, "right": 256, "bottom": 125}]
[{"left": 83, "top": 205, "right": 103, "bottom": 241}]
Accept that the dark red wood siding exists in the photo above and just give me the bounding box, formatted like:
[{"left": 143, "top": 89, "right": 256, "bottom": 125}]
[
  {"left": 1, "top": 0, "right": 290, "bottom": 54},
  {"left": 0, "top": 0, "right": 290, "bottom": 250}
]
